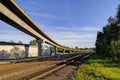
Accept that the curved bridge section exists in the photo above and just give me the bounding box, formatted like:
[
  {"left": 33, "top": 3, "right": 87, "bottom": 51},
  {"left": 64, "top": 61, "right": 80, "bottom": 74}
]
[
  {"left": 0, "top": 0, "right": 81, "bottom": 57},
  {"left": 0, "top": 0, "right": 65, "bottom": 48}
]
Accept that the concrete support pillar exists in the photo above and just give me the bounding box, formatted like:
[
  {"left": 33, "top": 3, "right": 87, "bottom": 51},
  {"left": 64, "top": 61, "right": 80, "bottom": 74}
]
[
  {"left": 36, "top": 39, "right": 44, "bottom": 58},
  {"left": 54, "top": 46, "right": 57, "bottom": 55},
  {"left": 74, "top": 50, "right": 76, "bottom": 54},
  {"left": 69, "top": 49, "right": 71, "bottom": 53},
  {"left": 63, "top": 49, "right": 65, "bottom": 53},
  {"left": 50, "top": 47, "right": 52, "bottom": 56},
  {"left": 24, "top": 44, "right": 29, "bottom": 58}
]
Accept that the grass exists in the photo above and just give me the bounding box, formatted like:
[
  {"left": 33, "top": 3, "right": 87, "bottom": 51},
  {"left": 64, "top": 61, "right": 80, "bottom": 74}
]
[{"left": 75, "top": 53, "right": 120, "bottom": 80}]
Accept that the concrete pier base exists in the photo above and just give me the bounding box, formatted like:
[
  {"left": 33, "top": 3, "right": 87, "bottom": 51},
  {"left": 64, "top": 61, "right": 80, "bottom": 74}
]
[
  {"left": 24, "top": 44, "right": 29, "bottom": 58},
  {"left": 54, "top": 46, "right": 57, "bottom": 55},
  {"left": 36, "top": 39, "right": 44, "bottom": 58}
]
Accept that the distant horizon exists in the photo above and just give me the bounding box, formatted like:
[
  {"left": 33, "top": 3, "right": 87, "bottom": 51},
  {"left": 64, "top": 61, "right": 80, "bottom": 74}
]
[{"left": 0, "top": 0, "right": 119, "bottom": 48}]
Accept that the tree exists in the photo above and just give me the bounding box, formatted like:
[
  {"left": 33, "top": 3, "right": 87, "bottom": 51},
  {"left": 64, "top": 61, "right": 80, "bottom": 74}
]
[
  {"left": 10, "top": 40, "right": 15, "bottom": 43},
  {"left": 75, "top": 46, "right": 78, "bottom": 50},
  {"left": 29, "top": 40, "right": 37, "bottom": 45},
  {"left": 0, "top": 50, "right": 9, "bottom": 59},
  {"left": 10, "top": 46, "right": 24, "bottom": 58},
  {"left": 95, "top": 4, "right": 120, "bottom": 61},
  {"left": 18, "top": 41, "right": 23, "bottom": 44},
  {"left": 116, "top": 5, "right": 120, "bottom": 23},
  {"left": 107, "top": 16, "right": 115, "bottom": 24}
]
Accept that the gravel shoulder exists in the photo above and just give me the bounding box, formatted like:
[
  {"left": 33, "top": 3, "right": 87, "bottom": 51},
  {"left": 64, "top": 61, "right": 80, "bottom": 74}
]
[{"left": 41, "top": 60, "right": 82, "bottom": 80}]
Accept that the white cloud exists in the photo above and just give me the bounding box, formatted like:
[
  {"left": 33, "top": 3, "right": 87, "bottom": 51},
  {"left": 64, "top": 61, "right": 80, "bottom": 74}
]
[
  {"left": 0, "top": 30, "right": 22, "bottom": 34},
  {"left": 48, "top": 32, "right": 95, "bottom": 39},
  {"left": 0, "top": 21, "right": 34, "bottom": 43},
  {"left": 27, "top": 11, "right": 63, "bottom": 20},
  {"left": 33, "top": 24, "right": 98, "bottom": 48},
  {"left": 81, "top": 27, "right": 102, "bottom": 32},
  {"left": 0, "top": 34, "right": 34, "bottom": 43},
  {"left": 55, "top": 26, "right": 101, "bottom": 32},
  {"left": 45, "top": 30, "right": 97, "bottom": 48},
  {"left": 29, "top": 1, "right": 38, "bottom": 6}
]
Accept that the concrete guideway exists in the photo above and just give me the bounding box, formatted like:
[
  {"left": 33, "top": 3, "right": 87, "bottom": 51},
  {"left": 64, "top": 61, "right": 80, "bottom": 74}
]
[
  {"left": 0, "top": 0, "right": 66, "bottom": 48},
  {"left": 0, "top": 0, "right": 82, "bottom": 57}
]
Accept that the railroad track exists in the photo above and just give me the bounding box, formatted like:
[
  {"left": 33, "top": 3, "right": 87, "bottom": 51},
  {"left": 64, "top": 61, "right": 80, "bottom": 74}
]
[
  {"left": 0, "top": 53, "right": 90, "bottom": 80},
  {"left": 23, "top": 54, "right": 89, "bottom": 80}
]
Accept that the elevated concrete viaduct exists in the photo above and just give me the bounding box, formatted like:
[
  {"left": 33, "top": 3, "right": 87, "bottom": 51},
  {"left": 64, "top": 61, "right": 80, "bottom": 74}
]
[{"left": 0, "top": 0, "right": 81, "bottom": 58}]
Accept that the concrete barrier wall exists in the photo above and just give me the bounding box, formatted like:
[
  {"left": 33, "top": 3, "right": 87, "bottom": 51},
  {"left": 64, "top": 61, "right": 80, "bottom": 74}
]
[
  {"left": 0, "top": 45, "right": 50, "bottom": 59},
  {"left": 0, "top": 45, "right": 25, "bottom": 52},
  {"left": 29, "top": 46, "right": 38, "bottom": 57}
]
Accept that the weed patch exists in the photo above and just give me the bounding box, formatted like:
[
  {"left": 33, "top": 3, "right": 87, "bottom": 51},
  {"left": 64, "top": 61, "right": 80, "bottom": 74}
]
[{"left": 75, "top": 54, "right": 120, "bottom": 80}]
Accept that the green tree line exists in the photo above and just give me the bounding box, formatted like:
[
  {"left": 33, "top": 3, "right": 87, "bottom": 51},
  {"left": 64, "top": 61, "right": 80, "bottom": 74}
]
[
  {"left": 8, "top": 40, "right": 37, "bottom": 45},
  {"left": 95, "top": 5, "right": 120, "bottom": 61}
]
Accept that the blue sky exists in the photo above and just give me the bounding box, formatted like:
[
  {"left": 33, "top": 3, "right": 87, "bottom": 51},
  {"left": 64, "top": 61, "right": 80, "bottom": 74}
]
[{"left": 0, "top": 0, "right": 119, "bottom": 48}]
